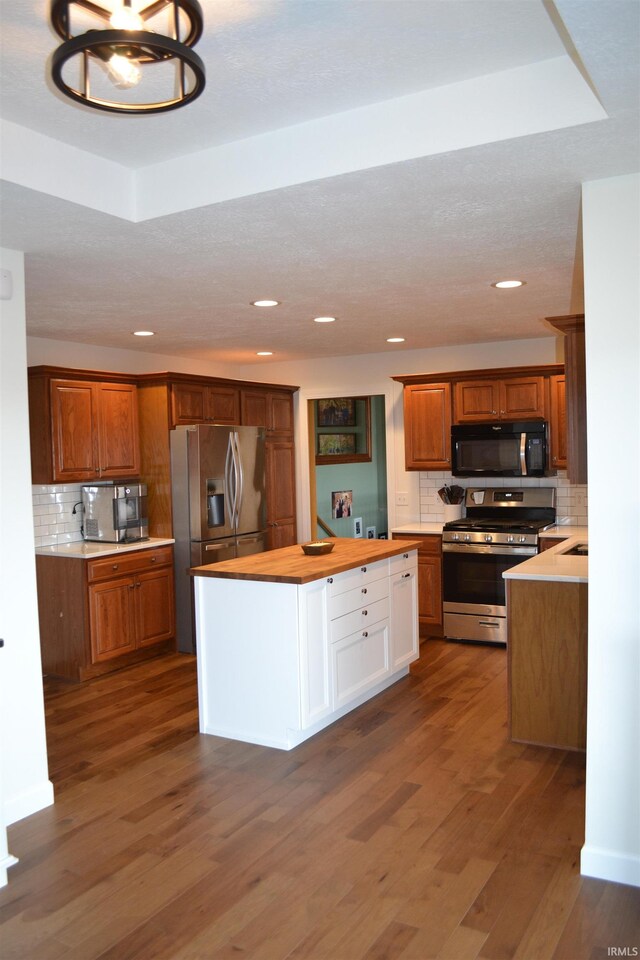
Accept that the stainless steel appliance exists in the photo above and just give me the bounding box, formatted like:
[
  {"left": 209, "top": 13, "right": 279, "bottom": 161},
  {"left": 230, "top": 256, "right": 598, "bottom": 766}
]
[
  {"left": 451, "top": 421, "right": 549, "bottom": 478},
  {"left": 81, "top": 482, "right": 149, "bottom": 543},
  {"left": 442, "top": 486, "right": 556, "bottom": 645},
  {"left": 170, "top": 424, "right": 267, "bottom": 653}
]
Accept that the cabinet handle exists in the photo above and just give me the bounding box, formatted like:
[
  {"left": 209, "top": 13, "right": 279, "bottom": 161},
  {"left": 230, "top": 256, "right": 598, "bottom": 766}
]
[
  {"left": 361, "top": 588, "right": 367, "bottom": 594},
  {"left": 327, "top": 577, "right": 333, "bottom": 584},
  {"left": 402, "top": 572, "right": 411, "bottom": 579},
  {"left": 362, "top": 609, "right": 368, "bottom": 616},
  {"left": 151, "top": 556, "right": 156, "bottom": 563},
  {"left": 361, "top": 566, "right": 367, "bottom": 573},
  {"left": 403, "top": 553, "right": 409, "bottom": 559},
  {"left": 500, "top": 410, "right": 506, "bottom": 415},
  {"left": 129, "top": 583, "right": 135, "bottom": 590},
  {"left": 112, "top": 563, "right": 119, "bottom": 570},
  {"left": 362, "top": 631, "right": 368, "bottom": 638}
]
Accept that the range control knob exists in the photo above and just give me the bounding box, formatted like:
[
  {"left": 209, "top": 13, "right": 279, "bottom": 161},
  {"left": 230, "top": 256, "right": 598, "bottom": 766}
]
[
  {"left": 519, "top": 535, "right": 527, "bottom": 543},
  {"left": 451, "top": 533, "right": 460, "bottom": 541},
  {"left": 484, "top": 534, "right": 493, "bottom": 542},
  {"left": 463, "top": 533, "right": 471, "bottom": 542},
  {"left": 507, "top": 534, "right": 515, "bottom": 543}
]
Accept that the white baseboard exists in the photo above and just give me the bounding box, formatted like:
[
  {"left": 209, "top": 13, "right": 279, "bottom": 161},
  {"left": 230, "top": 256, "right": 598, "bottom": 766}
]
[
  {"left": 581, "top": 844, "right": 640, "bottom": 888},
  {"left": 4, "top": 779, "right": 54, "bottom": 826},
  {"left": 0, "top": 853, "right": 19, "bottom": 888}
]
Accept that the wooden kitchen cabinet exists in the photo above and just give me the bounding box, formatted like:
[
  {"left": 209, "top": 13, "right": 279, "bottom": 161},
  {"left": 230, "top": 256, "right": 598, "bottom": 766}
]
[
  {"left": 36, "top": 545, "right": 175, "bottom": 680},
  {"left": 402, "top": 382, "right": 452, "bottom": 470},
  {"left": 392, "top": 533, "right": 443, "bottom": 636},
  {"left": 548, "top": 374, "right": 567, "bottom": 469},
  {"left": 28, "top": 369, "right": 141, "bottom": 483},
  {"left": 538, "top": 537, "right": 567, "bottom": 552},
  {"left": 265, "top": 438, "right": 297, "bottom": 549},
  {"left": 240, "top": 387, "right": 294, "bottom": 436},
  {"left": 171, "top": 382, "right": 240, "bottom": 426},
  {"left": 547, "top": 314, "right": 587, "bottom": 483},
  {"left": 454, "top": 376, "right": 546, "bottom": 422}
]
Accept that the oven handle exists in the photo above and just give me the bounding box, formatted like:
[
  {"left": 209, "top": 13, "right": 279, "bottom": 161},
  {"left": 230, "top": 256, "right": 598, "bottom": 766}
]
[
  {"left": 442, "top": 543, "right": 536, "bottom": 557},
  {"left": 520, "top": 432, "right": 527, "bottom": 476}
]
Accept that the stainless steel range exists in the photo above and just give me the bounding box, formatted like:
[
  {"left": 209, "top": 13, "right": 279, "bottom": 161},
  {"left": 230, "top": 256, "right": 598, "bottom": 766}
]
[{"left": 442, "top": 487, "right": 556, "bottom": 646}]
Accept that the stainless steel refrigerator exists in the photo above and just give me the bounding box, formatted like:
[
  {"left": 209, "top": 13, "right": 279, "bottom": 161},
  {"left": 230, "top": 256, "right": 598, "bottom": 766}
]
[{"left": 170, "top": 423, "right": 267, "bottom": 653}]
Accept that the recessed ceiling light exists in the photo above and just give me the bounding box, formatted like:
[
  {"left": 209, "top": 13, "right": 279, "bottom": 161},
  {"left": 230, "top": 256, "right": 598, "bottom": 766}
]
[
  {"left": 133, "top": 330, "right": 155, "bottom": 336},
  {"left": 492, "top": 280, "right": 526, "bottom": 289},
  {"left": 251, "top": 300, "right": 280, "bottom": 307},
  {"left": 386, "top": 337, "right": 405, "bottom": 343},
  {"left": 256, "top": 351, "right": 273, "bottom": 356},
  {"left": 313, "top": 316, "right": 336, "bottom": 323}
]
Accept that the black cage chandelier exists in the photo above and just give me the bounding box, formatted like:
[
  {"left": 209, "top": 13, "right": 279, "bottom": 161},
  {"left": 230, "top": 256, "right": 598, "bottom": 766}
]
[{"left": 50, "top": 0, "right": 206, "bottom": 114}]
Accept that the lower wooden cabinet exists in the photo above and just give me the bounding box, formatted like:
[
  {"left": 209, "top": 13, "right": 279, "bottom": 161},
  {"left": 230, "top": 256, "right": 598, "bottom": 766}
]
[
  {"left": 392, "top": 533, "right": 443, "bottom": 636},
  {"left": 538, "top": 537, "right": 567, "bottom": 553},
  {"left": 36, "top": 545, "right": 176, "bottom": 681}
]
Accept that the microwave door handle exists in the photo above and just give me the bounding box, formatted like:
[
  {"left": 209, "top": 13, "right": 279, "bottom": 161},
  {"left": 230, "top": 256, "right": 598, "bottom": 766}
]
[{"left": 520, "top": 432, "right": 527, "bottom": 476}]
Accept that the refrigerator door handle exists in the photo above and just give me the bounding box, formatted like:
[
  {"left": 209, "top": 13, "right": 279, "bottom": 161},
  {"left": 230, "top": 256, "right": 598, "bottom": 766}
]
[
  {"left": 225, "top": 433, "right": 236, "bottom": 526},
  {"left": 234, "top": 432, "right": 244, "bottom": 527}
]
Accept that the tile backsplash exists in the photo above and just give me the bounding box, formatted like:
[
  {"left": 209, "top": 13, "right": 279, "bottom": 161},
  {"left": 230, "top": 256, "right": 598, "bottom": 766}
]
[
  {"left": 32, "top": 484, "right": 85, "bottom": 547},
  {"left": 418, "top": 472, "right": 588, "bottom": 525}
]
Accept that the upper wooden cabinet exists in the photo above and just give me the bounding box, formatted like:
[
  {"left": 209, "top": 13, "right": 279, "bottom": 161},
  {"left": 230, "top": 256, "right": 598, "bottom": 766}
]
[
  {"left": 240, "top": 387, "right": 294, "bottom": 436},
  {"left": 171, "top": 382, "right": 240, "bottom": 426},
  {"left": 546, "top": 314, "right": 587, "bottom": 484},
  {"left": 454, "top": 376, "right": 546, "bottom": 422},
  {"left": 28, "top": 369, "right": 141, "bottom": 484},
  {"left": 402, "top": 383, "right": 452, "bottom": 470},
  {"left": 548, "top": 374, "right": 567, "bottom": 469}
]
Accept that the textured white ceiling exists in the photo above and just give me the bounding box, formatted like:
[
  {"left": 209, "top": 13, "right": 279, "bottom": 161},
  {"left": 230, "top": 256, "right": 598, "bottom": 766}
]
[{"left": 0, "top": 0, "right": 638, "bottom": 365}]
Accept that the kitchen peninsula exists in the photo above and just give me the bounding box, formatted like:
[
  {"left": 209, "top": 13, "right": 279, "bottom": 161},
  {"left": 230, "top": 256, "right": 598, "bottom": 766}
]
[{"left": 190, "top": 538, "right": 420, "bottom": 749}]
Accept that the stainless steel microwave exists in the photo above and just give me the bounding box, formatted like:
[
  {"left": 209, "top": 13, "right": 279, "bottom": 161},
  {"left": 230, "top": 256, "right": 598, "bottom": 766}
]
[
  {"left": 451, "top": 421, "right": 549, "bottom": 478},
  {"left": 81, "top": 483, "right": 149, "bottom": 543}
]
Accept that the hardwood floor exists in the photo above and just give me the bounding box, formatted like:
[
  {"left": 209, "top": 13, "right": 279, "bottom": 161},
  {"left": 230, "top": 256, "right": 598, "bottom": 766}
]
[{"left": 2, "top": 640, "right": 638, "bottom": 959}]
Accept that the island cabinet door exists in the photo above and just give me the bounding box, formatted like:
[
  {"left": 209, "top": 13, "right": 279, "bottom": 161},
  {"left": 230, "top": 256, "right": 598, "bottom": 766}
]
[
  {"left": 298, "top": 578, "right": 332, "bottom": 728},
  {"left": 331, "top": 619, "right": 390, "bottom": 711},
  {"left": 389, "top": 551, "right": 419, "bottom": 669}
]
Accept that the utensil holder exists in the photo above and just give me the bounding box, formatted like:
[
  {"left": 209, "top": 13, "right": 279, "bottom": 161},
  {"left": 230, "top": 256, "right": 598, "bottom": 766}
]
[{"left": 443, "top": 503, "right": 463, "bottom": 523}]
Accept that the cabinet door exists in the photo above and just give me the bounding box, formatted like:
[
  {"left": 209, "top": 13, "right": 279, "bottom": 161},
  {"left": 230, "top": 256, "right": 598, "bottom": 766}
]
[
  {"left": 418, "top": 555, "right": 443, "bottom": 631},
  {"left": 89, "top": 578, "right": 136, "bottom": 662},
  {"left": 499, "top": 376, "right": 546, "bottom": 419},
  {"left": 331, "top": 619, "right": 390, "bottom": 710},
  {"left": 549, "top": 374, "right": 567, "bottom": 469},
  {"left": 403, "top": 383, "right": 452, "bottom": 470},
  {"left": 390, "top": 568, "right": 419, "bottom": 669},
  {"left": 298, "top": 578, "right": 332, "bottom": 728},
  {"left": 265, "top": 439, "right": 297, "bottom": 549},
  {"left": 171, "top": 383, "right": 209, "bottom": 425},
  {"left": 97, "top": 382, "right": 141, "bottom": 478},
  {"left": 268, "top": 393, "right": 294, "bottom": 435},
  {"left": 454, "top": 380, "right": 500, "bottom": 422},
  {"left": 50, "top": 379, "right": 98, "bottom": 481},
  {"left": 240, "top": 389, "right": 268, "bottom": 428},
  {"left": 206, "top": 386, "right": 240, "bottom": 425},
  {"left": 135, "top": 566, "right": 176, "bottom": 648}
]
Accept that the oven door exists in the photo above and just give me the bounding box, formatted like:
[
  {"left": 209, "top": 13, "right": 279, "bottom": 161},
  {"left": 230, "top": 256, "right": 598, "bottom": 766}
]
[{"left": 442, "top": 542, "right": 536, "bottom": 614}]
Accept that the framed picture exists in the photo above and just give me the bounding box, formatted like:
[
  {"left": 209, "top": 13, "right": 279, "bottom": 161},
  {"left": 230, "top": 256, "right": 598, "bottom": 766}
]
[
  {"left": 318, "top": 434, "right": 356, "bottom": 457},
  {"left": 317, "top": 398, "right": 356, "bottom": 427},
  {"left": 366, "top": 525, "right": 377, "bottom": 539},
  {"left": 332, "top": 490, "right": 353, "bottom": 519},
  {"left": 353, "top": 517, "right": 363, "bottom": 538}
]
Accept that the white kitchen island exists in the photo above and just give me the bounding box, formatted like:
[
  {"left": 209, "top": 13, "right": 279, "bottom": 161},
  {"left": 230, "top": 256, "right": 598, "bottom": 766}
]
[{"left": 190, "top": 538, "right": 420, "bottom": 749}]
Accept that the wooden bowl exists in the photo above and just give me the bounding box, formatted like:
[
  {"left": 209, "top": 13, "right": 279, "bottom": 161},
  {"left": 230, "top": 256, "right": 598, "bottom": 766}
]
[{"left": 301, "top": 540, "right": 335, "bottom": 556}]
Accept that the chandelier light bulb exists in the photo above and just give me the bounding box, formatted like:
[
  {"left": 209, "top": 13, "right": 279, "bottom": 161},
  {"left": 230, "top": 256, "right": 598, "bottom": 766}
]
[
  {"left": 107, "top": 52, "right": 142, "bottom": 88},
  {"left": 109, "top": 3, "right": 144, "bottom": 30}
]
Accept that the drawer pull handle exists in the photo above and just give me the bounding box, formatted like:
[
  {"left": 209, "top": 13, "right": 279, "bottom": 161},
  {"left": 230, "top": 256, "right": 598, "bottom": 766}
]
[
  {"left": 362, "top": 609, "right": 368, "bottom": 616},
  {"left": 362, "top": 631, "right": 368, "bottom": 638},
  {"left": 151, "top": 557, "right": 156, "bottom": 563},
  {"left": 361, "top": 566, "right": 367, "bottom": 572},
  {"left": 361, "top": 588, "right": 367, "bottom": 594},
  {"left": 403, "top": 553, "right": 409, "bottom": 559},
  {"left": 129, "top": 583, "right": 135, "bottom": 590},
  {"left": 478, "top": 621, "right": 499, "bottom": 628},
  {"left": 327, "top": 577, "right": 333, "bottom": 584},
  {"left": 402, "top": 572, "right": 411, "bottom": 579},
  {"left": 112, "top": 564, "right": 119, "bottom": 570}
]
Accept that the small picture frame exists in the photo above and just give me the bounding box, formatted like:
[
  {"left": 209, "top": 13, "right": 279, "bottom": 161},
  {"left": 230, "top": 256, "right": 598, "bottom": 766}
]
[
  {"left": 332, "top": 490, "right": 353, "bottom": 519},
  {"left": 353, "top": 517, "right": 363, "bottom": 538},
  {"left": 317, "top": 398, "right": 356, "bottom": 427},
  {"left": 318, "top": 434, "right": 356, "bottom": 457},
  {"left": 366, "top": 526, "right": 376, "bottom": 539}
]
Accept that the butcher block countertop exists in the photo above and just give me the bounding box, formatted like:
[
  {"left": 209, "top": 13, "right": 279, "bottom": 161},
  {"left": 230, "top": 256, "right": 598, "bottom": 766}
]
[{"left": 190, "top": 537, "right": 422, "bottom": 585}]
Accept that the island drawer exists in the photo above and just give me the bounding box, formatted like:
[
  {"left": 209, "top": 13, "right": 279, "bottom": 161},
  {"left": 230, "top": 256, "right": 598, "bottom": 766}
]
[
  {"left": 329, "top": 576, "right": 389, "bottom": 621},
  {"left": 327, "top": 557, "right": 389, "bottom": 597},
  {"left": 389, "top": 549, "right": 418, "bottom": 575},
  {"left": 87, "top": 546, "right": 173, "bottom": 582},
  {"left": 330, "top": 596, "right": 389, "bottom": 644}
]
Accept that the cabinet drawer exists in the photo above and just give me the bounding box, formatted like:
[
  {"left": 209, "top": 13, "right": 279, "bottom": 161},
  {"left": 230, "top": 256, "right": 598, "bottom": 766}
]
[
  {"left": 389, "top": 549, "right": 418, "bottom": 575},
  {"left": 87, "top": 546, "right": 173, "bottom": 582},
  {"left": 329, "top": 576, "right": 389, "bottom": 621},
  {"left": 327, "top": 557, "right": 389, "bottom": 597},
  {"left": 393, "top": 534, "right": 441, "bottom": 557},
  {"left": 330, "top": 596, "right": 389, "bottom": 644}
]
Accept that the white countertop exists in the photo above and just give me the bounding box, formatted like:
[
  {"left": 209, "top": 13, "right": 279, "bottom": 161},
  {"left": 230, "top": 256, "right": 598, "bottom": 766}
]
[
  {"left": 391, "top": 522, "right": 444, "bottom": 535},
  {"left": 503, "top": 533, "right": 588, "bottom": 584},
  {"left": 539, "top": 525, "right": 588, "bottom": 539},
  {"left": 36, "top": 537, "right": 175, "bottom": 559}
]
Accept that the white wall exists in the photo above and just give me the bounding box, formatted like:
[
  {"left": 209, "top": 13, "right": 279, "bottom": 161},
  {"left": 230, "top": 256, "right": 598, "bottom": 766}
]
[
  {"left": 0, "top": 249, "right": 53, "bottom": 826},
  {"left": 581, "top": 173, "right": 640, "bottom": 887}
]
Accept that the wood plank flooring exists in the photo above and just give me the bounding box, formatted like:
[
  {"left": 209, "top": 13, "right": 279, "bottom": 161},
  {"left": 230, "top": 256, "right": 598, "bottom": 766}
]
[{"left": 1, "top": 640, "right": 638, "bottom": 960}]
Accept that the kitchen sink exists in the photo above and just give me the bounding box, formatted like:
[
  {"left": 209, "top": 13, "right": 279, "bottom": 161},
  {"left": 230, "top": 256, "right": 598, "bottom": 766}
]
[{"left": 561, "top": 543, "right": 588, "bottom": 556}]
